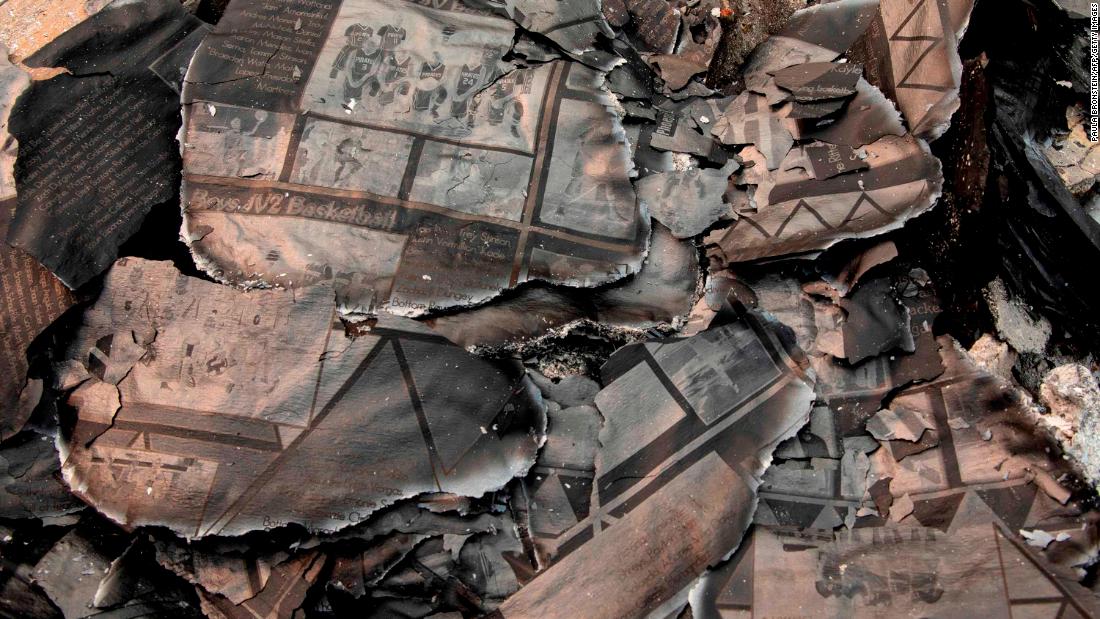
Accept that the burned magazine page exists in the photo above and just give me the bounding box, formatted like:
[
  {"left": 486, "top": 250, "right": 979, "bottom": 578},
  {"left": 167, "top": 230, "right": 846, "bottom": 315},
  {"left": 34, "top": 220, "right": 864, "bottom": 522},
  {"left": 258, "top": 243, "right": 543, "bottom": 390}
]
[
  {"left": 181, "top": 0, "right": 648, "bottom": 318},
  {"left": 0, "top": 48, "right": 75, "bottom": 438},
  {"left": 197, "top": 551, "right": 326, "bottom": 619},
  {"left": 5, "top": 0, "right": 205, "bottom": 288},
  {"left": 846, "top": 0, "right": 976, "bottom": 142},
  {"left": 686, "top": 261, "right": 944, "bottom": 419},
  {"left": 636, "top": 160, "right": 739, "bottom": 239},
  {"left": 30, "top": 530, "right": 203, "bottom": 619},
  {"left": 496, "top": 305, "right": 815, "bottom": 618},
  {"left": 55, "top": 258, "right": 545, "bottom": 538}
]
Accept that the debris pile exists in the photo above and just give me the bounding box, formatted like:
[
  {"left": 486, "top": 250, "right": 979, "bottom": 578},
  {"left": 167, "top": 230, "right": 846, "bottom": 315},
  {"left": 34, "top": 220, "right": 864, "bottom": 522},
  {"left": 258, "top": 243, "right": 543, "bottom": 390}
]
[{"left": 2, "top": 0, "right": 1100, "bottom": 617}]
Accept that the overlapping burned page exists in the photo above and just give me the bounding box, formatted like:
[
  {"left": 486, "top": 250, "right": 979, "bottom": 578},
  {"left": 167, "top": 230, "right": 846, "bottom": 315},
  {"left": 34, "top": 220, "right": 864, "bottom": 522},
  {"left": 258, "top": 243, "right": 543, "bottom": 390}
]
[
  {"left": 181, "top": 0, "right": 648, "bottom": 316},
  {"left": 57, "top": 258, "right": 545, "bottom": 538},
  {"left": 0, "top": 47, "right": 75, "bottom": 440},
  {"left": 3, "top": 0, "right": 1100, "bottom": 617},
  {"left": 6, "top": 0, "right": 205, "bottom": 288},
  {"left": 499, "top": 303, "right": 816, "bottom": 617}
]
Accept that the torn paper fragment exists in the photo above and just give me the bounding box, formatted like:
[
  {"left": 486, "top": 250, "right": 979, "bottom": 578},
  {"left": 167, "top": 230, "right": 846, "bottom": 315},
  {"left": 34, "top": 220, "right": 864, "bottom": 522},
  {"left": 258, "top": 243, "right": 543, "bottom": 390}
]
[
  {"left": 490, "top": 0, "right": 615, "bottom": 65},
  {"left": 55, "top": 258, "right": 545, "bottom": 538},
  {"left": 511, "top": 375, "right": 600, "bottom": 569},
  {"left": 0, "top": 432, "right": 84, "bottom": 522},
  {"left": 636, "top": 160, "right": 739, "bottom": 238},
  {"left": 786, "top": 98, "right": 848, "bottom": 121},
  {"left": 603, "top": 0, "right": 680, "bottom": 54},
  {"left": 840, "top": 276, "right": 915, "bottom": 363},
  {"left": 181, "top": 0, "right": 648, "bottom": 317},
  {"left": 889, "top": 492, "right": 915, "bottom": 522},
  {"left": 32, "top": 530, "right": 114, "bottom": 619},
  {"left": 706, "top": 135, "right": 942, "bottom": 265},
  {"left": 198, "top": 551, "right": 325, "bottom": 619},
  {"left": 6, "top": 0, "right": 204, "bottom": 288},
  {"left": 649, "top": 108, "right": 726, "bottom": 161},
  {"left": 846, "top": 0, "right": 976, "bottom": 141},
  {"left": 1, "top": 51, "right": 76, "bottom": 437},
  {"left": 791, "top": 78, "right": 907, "bottom": 148},
  {"left": 497, "top": 305, "right": 815, "bottom": 617},
  {"left": 743, "top": 0, "right": 879, "bottom": 76},
  {"left": 770, "top": 62, "right": 862, "bottom": 101},
  {"left": 824, "top": 240, "right": 899, "bottom": 297},
  {"left": 0, "top": 47, "right": 27, "bottom": 207},
  {"left": 711, "top": 92, "right": 794, "bottom": 170},
  {"left": 867, "top": 406, "right": 934, "bottom": 442},
  {"left": 424, "top": 223, "right": 699, "bottom": 347},
  {"left": 155, "top": 542, "right": 290, "bottom": 605},
  {"left": 648, "top": 11, "right": 722, "bottom": 91},
  {"left": 749, "top": 0, "right": 976, "bottom": 141},
  {"left": 805, "top": 142, "right": 870, "bottom": 180}
]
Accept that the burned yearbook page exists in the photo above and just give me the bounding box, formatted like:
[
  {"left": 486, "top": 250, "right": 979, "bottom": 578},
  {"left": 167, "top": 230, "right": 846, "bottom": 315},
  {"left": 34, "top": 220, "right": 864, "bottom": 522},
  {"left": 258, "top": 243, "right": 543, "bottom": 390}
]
[
  {"left": 181, "top": 0, "right": 648, "bottom": 317},
  {"left": 0, "top": 48, "right": 74, "bottom": 438},
  {"left": 6, "top": 0, "right": 205, "bottom": 288},
  {"left": 690, "top": 336, "right": 1100, "bottom": 618},
  {"left": 474, "top": 0, "right": 613, "bottom": 65},
  {"left": 690, "top": 522, "right": 1100, "bottom": 619},
  {"left": 197, "top": 551, "right": 327, "bottom": 619},
  {"left": 846, "top": 0, "right": 976, "bottom": 142},
  {"left": 706, "top": 134, "right": 942, "bottom": 265},
  {"left": 55, "top": 258, "right": 545, "bottom": 538},
  {"left": 424, "top": 223, "right": 700, "bottom": 348},
  {"left": 496, "top": 305, "right": 815, "bottom": 617},
  {"left": 745, "top": 0, "right": 975, "bottom": 141}
]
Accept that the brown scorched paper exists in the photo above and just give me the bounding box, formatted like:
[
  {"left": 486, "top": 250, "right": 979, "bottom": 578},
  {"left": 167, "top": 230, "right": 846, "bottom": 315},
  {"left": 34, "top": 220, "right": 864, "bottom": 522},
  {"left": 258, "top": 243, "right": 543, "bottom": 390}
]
[
  {"left": 496, "top": 303, "right": 816, "bottom": 618},
  {"left": 55, "top": 258, "right": 546, "bottom": 539},
  {"left": 0, "top": 46, "right": 74, "bottom": 437},
  {"left": 180, "top": 0, "right": 649, "bottom": 317}
]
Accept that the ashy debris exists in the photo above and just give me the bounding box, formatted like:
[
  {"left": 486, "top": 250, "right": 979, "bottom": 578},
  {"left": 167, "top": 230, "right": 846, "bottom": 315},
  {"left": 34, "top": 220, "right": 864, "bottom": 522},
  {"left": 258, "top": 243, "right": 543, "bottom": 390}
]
[
  {"left": 1043, "top": 104, "right": 1100, "bottom": 195},
  {"left": 985, "top": 277, "right": 1053, "bottom": 355},
  {"left": 1038, "top": 364, "right": 1100, "bottom": 484}
]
